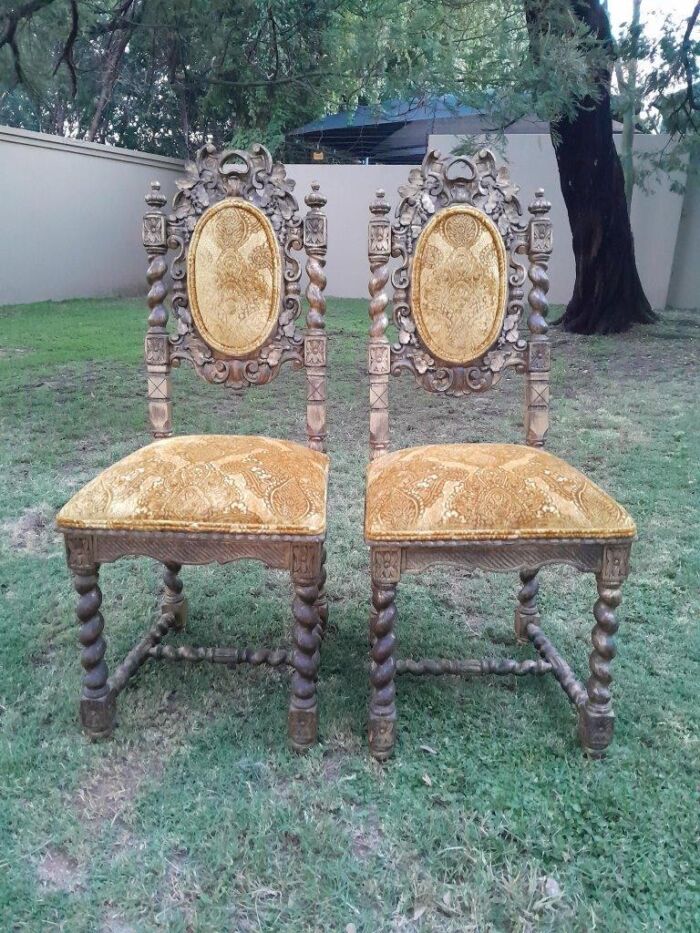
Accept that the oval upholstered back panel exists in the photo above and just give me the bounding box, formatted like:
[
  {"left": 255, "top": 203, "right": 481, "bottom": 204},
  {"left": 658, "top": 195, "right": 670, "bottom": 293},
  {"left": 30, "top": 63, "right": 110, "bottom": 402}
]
[
  {"left": 411, "top": 204, "right": 508, "bottom": 365},
  {"left": 187, "top": 198, "right": 282, "bottom": 357}
]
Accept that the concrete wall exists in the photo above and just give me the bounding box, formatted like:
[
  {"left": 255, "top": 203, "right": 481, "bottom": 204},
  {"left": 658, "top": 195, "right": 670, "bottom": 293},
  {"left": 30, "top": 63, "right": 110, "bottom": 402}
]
[
  {"left": 667, "top": 151, "right": 700, "bottom": 309},
  {"left": 0, "top": 125, "right": 183, "bottom": 306},
  {"left": 0, "top": 124, "right": 696, "bottom": 309},
  {"left": 289, "top": 162, "right": 419, "bottom": 302}
]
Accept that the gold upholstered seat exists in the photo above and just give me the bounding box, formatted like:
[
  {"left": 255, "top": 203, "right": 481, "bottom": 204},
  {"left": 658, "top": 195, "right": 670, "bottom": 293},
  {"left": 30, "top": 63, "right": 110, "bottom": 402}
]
[
  {"left": 57, "top": 435, "right": 329, "bottom": 537},
  {"left": 365, "top": 443, "right": 635, "bottom": 543}
]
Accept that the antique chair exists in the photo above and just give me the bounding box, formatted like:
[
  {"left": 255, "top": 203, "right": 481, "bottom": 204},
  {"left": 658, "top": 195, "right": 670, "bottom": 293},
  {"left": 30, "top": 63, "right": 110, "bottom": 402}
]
[
  {"left": 56, "top": 143, "right": 329, "bottom": 752},
  {"left": 364, "top": 149, "right": 636, "bottom": 760}
]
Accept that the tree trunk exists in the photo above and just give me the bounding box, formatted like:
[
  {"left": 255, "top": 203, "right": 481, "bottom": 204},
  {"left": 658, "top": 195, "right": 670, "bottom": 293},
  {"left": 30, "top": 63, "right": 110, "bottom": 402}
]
[
  {"left": 620, "top": 0, "right": 642, "bottom": 209},
  {"left": 85, "top": 0, "right": 141, "bottom": 142},
  {"left": 531, "top": 0, "right": 657, "bottom": 334},
  {"left": 85, "top": 28, "right": 130, "bottom": 141}
]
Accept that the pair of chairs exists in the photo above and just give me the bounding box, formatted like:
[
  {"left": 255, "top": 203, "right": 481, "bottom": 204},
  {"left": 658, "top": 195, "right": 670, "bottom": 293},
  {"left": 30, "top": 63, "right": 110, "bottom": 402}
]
[{"left": 56, "top": 143, "right": 635, "bottom": 760}]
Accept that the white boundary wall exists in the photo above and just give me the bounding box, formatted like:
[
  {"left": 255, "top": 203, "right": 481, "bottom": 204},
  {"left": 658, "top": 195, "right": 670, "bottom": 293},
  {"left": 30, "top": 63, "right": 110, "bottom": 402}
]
[
  {"left": 0, "top": 124, "right": 696, "bottom": 308},
  {"left": 0, "top": 125, "right": 183, "bottom": 306}
]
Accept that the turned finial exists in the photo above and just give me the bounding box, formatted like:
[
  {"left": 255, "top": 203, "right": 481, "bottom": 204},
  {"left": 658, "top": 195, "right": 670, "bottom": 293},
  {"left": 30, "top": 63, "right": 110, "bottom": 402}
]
[
  {"left": 370, "top": 188, "right": 390, "bottom": 216},
  {"left": 529, "top": 188, "right": 551, "bottom": 215},
  {"left": 145, "top": 180, "right": 166, "bottom": 210},
  {"left": 305, "top": 180, "right": 327, "bottom": 209}
]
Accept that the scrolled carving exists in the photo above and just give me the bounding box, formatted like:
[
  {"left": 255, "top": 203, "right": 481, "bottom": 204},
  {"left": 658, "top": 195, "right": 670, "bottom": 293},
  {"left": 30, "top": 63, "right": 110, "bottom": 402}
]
[
  {"left": 389, "top": 149, "right": 529, "bottom": 397},
  {"left": 166, "top": 142, "right": 305, "bottom": 390}
]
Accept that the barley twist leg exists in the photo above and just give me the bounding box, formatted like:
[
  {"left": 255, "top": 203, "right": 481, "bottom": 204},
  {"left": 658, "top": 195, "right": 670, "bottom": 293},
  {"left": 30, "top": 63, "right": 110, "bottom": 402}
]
[
  {"left": 368, "top": 580, "right": 398, "bottom": 760},
  {"left": 73, "top": 565, "right": 115, "bottom": 738},
  {"left": 515, "top": 567, "right": 540, "bottom": 646},
  {"left": 578, "top": 576, "right": 622, "bottom": 757},
  {"left": 288, "top": 578, "right": 321, "bottom": 752},
  {"left": 162, "top": 561, "right": 187, "bottom": 632}
]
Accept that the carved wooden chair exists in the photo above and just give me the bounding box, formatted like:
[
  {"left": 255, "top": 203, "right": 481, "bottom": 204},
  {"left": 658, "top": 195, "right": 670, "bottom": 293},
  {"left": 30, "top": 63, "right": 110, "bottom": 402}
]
[
  {"left": 56, "top": 143, "right": 329, "bottom": 752},
  {"left": 364, "top": 149, "right": 636, "bottom": 761}
]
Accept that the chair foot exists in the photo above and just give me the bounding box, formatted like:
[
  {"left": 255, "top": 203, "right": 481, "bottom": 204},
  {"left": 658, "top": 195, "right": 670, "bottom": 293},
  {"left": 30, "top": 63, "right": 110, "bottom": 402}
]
[
  {"left": 162, "top": 562, "right": 187, "bottom": 632},
  {"left": 368, "top": 715, "right": 396, "bottom": 761},
  {"left": 288, "top": 708, "right": 318, "bottom": 753},
  {"left": 80, "top": 693, "right": 116, "bottom": 740},
  {"left": 515, "top": 567, "right": 540, "bottom": 646},
  {"left": 578, "top": 704, "right": 614, "bottom": 758}
]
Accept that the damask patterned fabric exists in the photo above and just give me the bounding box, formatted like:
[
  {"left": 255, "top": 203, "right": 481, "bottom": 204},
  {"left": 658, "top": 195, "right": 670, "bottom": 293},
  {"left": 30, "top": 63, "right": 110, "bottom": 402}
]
[
  {"left": 57, "top": 436, "right": 328, "bottom": 537},
  {"left": 188, "top": 199, "right": 282, "bottom": 357},
  {"left": 412, "top": 205, "right": 507, "bottom": 365},
  {"left": 365, "top": 444, "right": 636, "bottom": 542}
]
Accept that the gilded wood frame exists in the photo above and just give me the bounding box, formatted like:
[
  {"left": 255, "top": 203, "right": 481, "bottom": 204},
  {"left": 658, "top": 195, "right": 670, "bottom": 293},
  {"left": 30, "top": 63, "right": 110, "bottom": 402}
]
[
  {"left": 61, "top": 143, "right": 328, "bottom": 751},
  {"left": 366, "top": 148, "right": 633, "bottom": 760}
]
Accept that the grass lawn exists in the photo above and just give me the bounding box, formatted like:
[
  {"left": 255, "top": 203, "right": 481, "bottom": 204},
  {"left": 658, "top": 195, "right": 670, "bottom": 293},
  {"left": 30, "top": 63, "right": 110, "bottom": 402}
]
[{"left": 0, "top": 296, "right": 698, "bottom": 931}]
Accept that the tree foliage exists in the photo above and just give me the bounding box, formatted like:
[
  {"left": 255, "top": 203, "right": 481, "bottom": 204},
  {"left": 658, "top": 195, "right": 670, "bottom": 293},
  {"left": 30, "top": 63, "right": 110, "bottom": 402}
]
[
  {"left": 1, "top": 0, "right": 697, "bottom": 334},
  {"left": 6, "top": 0, "right": 691, "bottom": 160},
  {"left": 611, "top": 1, "right": 700, "bottom": 197}
]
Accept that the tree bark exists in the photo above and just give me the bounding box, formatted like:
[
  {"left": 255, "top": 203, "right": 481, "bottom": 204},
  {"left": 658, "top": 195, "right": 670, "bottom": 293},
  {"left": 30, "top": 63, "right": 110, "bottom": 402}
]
[{"left": 530, "top": 0, "right": 657, "bottom": 334}]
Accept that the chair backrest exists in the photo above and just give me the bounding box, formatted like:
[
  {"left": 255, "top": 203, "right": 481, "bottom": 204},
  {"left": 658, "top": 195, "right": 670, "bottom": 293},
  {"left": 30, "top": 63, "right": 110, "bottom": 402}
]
[
  {"left": 367, "top": 148, "right": 553, "bottom": 459},
  {"left": 142, "top": 142, "right": 328, "bottom": 451}
]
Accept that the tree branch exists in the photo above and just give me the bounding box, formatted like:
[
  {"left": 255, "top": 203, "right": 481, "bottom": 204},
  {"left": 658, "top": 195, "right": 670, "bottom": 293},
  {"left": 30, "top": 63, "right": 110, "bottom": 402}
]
[
  {"left": 680, "top": 1, "right": 699, "bottom": 112},
  {"left": 0, "top": 0, "right": 57, "bottom": 84},
  {"left": 51, "top": 0, "right": 79, "bottom": 95}
]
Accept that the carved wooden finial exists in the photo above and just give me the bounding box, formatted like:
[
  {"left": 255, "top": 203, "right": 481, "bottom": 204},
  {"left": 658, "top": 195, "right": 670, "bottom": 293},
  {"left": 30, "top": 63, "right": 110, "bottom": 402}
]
[
  {"left": 370, "top": 189, "right": 390, "bottom": 217},
  {"left": 529, "top": 188, "right": 551, "bottom": 216},
  {"left": 305, "top": 180, "right": 327, "bottom": 210},
  {"left": 145, "top": 180, "right": 166, "bottom": 210}
]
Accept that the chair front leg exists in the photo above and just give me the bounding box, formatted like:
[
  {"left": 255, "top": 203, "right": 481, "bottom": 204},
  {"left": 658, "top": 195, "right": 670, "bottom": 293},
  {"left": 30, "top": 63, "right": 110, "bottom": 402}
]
[
  {"left": 72, "top": 563, "right": 115, "bottom": 739},
  {"left": 314, "top": 545, "right": 328, "bottom": 642},
  {"left": 514, "top": 567, "right": 540, "bottom": 645},
  {"left": 162, "top": 561, "right": 187, "bottom": 632},
  {"left": 578, "top": 544, "right": 631, "bottom": 757},
  {"left": 289, "top": 544, "right": 322, "bottom": 752},
  {"left": 368, "top": 547, "right": 401, "bottom": 760}
]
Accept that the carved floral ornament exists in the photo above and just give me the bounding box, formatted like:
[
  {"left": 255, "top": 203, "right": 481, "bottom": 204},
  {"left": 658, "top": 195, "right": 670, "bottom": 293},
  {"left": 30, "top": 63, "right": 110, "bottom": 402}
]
[
  {"left": 160, "top": 143, "right": 309, "bottom": 390},
  {"left": 372, "top": 148, "right": 540, "bottom": 397}
]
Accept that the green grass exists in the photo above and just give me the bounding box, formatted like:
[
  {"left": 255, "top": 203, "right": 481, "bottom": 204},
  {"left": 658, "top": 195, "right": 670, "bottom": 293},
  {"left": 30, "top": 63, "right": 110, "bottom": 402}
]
[{"left": 0, "top": 297, "right": 698, "bottom": 931}]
